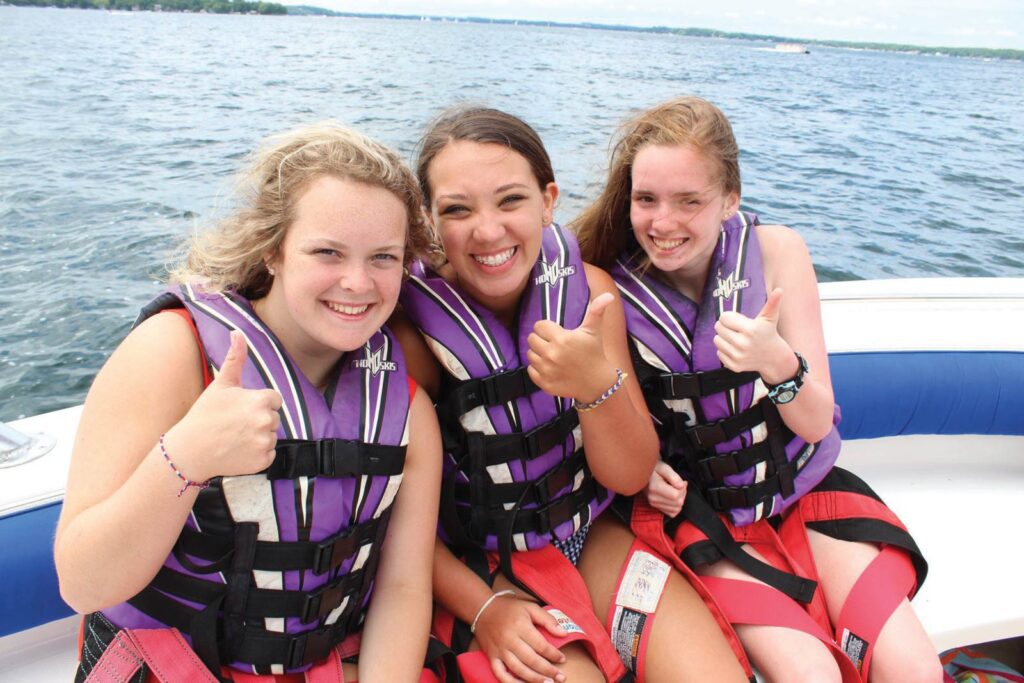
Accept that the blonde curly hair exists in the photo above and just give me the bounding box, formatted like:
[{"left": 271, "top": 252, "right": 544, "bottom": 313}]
[{"left": 171, "top": 121, "right": 430, "bottom": 298}]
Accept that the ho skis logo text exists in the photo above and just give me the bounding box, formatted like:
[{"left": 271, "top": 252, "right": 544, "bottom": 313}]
[
  {"left": 712, "top": 273, "right": 750, "bottom": 300},
  {"left": 534, "top": 261, "right": 577, "bottom": 286},
  {"left": 352, "top": 347, "right": 397, "bottom": 375}
]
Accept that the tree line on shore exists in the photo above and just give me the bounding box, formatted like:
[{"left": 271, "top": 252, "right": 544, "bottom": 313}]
[{"left": 5, "top": 0, "right": 286, "bottom": 14}]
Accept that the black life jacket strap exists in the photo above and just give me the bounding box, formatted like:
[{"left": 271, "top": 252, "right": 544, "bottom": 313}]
[
  {"left": 644, "top": 368, "right": 760, "bottom": 400},
  {"left": 675, "top": 400, "right": 773, "bottom": 450},
  {"left": 127, "top": 575, "right": 370, "bottom": 670},
  {"left": 267, "top": 439, "right": 406, "bottom": 480},
  {"left": 453, "top": 410, "right": 581, "bottom": 466},
  {"left": 454, "top": 449, "right": 589, "bottom": 508},
  {"left": 175, "top": 509, "right": 390, "bottom": 575},
  {"left": 148, "top": 563, "right": 374, "bottom": 625},
  {"left": 669, "top": 492, "right": 817, "bottom": 604},
  {"left": 438, "top": 367, "right": 538, "bottom": 417},
  {"left": 482, "top": 474, "right": 607, "bottom": 539}
]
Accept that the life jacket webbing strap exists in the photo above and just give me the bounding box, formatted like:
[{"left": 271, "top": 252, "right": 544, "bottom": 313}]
[
  {"left": 626, "top": 499, "right": 754, "bottom": 680},
  {"left": 833, "top": 545, "right": 916, "bottom": 679},
  {"left": 267, "top": 439, "right": 406, "bottom": 480},
  {"left": 438, "top": 367, "right": 538, "bottom": 417},
  {"left": 604, "top": 539, "right": 670, "bottom": 682},
  {"left": 499, "top": 545, "right": 631, "bottom": 683},
  {"left": 174, "top": 509, "right": 391, "bottom": 575},
  {"left": 669, "top": 492, "right": 817, "bottom": 604},
  {"left": 644, "top": 368, "right": 760, "bottom": 400},
  {"left": 699, "top": 576, "right": 862, "bottom": 683},
  {"left": 83, "top": 627, "right": 218, "bottom": 683}
]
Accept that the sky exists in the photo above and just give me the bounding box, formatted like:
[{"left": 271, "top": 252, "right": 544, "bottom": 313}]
[{"left": 291, "top": 0, "right": 1024, "bottom": 49}]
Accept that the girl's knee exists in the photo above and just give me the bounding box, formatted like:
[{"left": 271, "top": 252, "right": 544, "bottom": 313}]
[
  {"left": 870, "top": 652, "right": 943, "bottom": 683},
  {"left": 768, "top": 655, "right": 842, "bottom": 683}
]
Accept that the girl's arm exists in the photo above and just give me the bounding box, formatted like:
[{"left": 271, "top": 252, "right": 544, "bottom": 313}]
[
  {"left": 357, "top": 388, "right": 442, "bottom": 681},
  {"left": 526, "top": 263, "right": 659, "bottom": 495},
  {"left": 55, "top": 316, "right": 280, "bottom": 613},
  {"left": 714, "top": 225, "right": 835, "bottom": 442}
]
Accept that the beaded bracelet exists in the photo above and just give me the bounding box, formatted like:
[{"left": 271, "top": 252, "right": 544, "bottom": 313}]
[
  {"left": 470, "top": 589, "right": 516, "bottom": 634},
  {"left": 573, "top": 368, "right": 627, "bottom": 413},
  {"left": 159, "top": 433, "right": 210, "bottom": 497}
]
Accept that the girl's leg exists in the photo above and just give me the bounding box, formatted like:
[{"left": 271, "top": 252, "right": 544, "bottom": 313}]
[
  {"left": 806, "top": 529, "right": 943, "bottom": 683},
  {"left": 697, "top": 548, "right": 842, "bottom": 683},
  {"left": 578, "top": 515, "right": 748, "bottom": 683}
]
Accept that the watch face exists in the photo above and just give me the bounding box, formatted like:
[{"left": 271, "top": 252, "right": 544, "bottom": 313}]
[{"left": 775, "top": 388, "right": 797, "bottom": 404}]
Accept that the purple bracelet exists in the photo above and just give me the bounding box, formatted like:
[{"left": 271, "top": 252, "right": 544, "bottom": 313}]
[
  {"left": 573, "top": 368, "right": 627, "bottom": 413},
  {"left": 159, "top": 433, "right": 210, "bottom": 497}
]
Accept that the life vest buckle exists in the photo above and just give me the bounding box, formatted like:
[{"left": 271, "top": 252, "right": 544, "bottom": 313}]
[
  {"left": 312, "top": 526, "right": 360, "bottom": 575},
  {"left": 653, "top": 372, "right": 700, "bottom": 399},
  {"left": 688, "top": 419, "right": 730, "bottom": 448},
  {"left": 301, "top": 571, "right": 362, "bottom": 624},
  {"left": 285, "top": 625, "right": 334, "bottom": 670},
  {"left": 705, "top": 484, "right": 756, "bottom": 511},
  {"left": 535, "top": 495, "right": 577, "bottom": 536},
  {"left": 480, "top": 368, "right": 535, "bottom": 406},
  {"left": 535, "top": 459, "right": 578, "bottom": 503}
]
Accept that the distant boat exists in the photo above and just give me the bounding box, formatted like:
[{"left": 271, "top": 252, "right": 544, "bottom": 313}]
[{"left": 774, "top": 42, "right": 811, "bottom": 54}]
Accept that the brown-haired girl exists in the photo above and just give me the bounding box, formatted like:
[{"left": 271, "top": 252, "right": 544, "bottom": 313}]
[
  {"left": 396, "top": 106, "right": 747, "bottom": 683},
  {"left": 575, "top": 96, "right": 940, "bottom": 683}
]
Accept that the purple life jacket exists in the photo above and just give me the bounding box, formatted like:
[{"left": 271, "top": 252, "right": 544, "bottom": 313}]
[
  {"left": 612, "top": 212, "right": 840, "bottom": 527},
  {"left": 399, "top": 225, "right": 611, "bottom": 559},
  {"left": 100, "top": 284, "right": 410, "bottom": 675}
]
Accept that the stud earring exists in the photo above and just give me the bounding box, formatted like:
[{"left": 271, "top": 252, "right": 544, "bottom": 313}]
[{"left": 267, "top": 265, "right": 275, "bottom": 276}]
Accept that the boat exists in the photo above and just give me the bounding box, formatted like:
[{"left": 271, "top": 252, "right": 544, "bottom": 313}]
[
  {"left": 1, "top": 277, "right": 1022, "bottom": 680},
  {"left": 774, "top": 42, "right": 811, "bottom": 54}
]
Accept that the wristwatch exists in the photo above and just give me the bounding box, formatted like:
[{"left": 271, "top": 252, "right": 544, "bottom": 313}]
[{"left": 765, "top": 352, "right": 808, "bottom": 405}]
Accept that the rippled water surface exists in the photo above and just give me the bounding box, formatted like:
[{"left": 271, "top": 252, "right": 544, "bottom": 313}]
[{"left": 2, "top": 7, "right": 1023, "bottom": 420}]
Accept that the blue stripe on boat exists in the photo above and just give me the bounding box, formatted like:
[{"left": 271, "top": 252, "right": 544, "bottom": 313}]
[
  {"left": 0, "top": 501, "right": 73, "bottom": 637},
  {"left": 831, "top": 351, "right": 1024, "bottom": 439}
]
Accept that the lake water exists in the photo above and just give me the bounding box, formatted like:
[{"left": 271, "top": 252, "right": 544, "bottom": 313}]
[{"left": 2, "top": 6, "right": 1023, "bottom": 420}]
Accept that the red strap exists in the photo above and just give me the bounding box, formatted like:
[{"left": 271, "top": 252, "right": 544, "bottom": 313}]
[
  {"left": 833, "top": 546, "right": 916, "bottom": 680},
  {"left": 700, "top": 576, "right": 863, "bottom": 683},
  {"left": 85, "top": 628, "right": 218, "bottom": 683},
  {"left": 604, "top": 538, "right": 666, "bottom": 683},
  {"left": 303, "top": 646, "right": 345, "bottom": 683},
  {"left": 628, "top": 501, "right": 754, "bottom": 679},
  {"left": 486, "top": 545, "right": 628, "bottom": 682}
]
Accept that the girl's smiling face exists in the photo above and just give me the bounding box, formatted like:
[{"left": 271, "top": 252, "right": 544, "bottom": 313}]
[
  {"left": 426, "top": 140, "right": 557, "bottom": 321},
  {"left": 260, "top": 174, "right": 407, "bottom": 375},
  {"left": 630, "top": 144, "right": 739, "bottom": 296}
]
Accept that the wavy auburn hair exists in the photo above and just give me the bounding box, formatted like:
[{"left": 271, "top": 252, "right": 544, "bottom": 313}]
[{"left": 574, "top": 96, "right": 741, "bottom": 269}]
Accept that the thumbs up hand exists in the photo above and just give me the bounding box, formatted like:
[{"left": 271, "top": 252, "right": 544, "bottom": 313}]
[
  {"left": 527, "top": 292, "right": 618, "bottom": 400},
  {"left": 714, "top": 288, "right": 791, "bottom": 375},
  {"left": 167, "top": 331, "right": 283, "bottom": 482}
]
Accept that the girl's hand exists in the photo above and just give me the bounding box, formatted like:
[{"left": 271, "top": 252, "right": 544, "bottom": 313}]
[
  {"left": 167, "top": 331, "right": 283, "bottom": 481},
  {"left": 526, "top": 293, "right": 617, "bottom": 401},
  {"left": 474, "top": 594, "right": 568, "bottom": 683},
  {"left": 645, "top": 460, "right": 687, "bottom": 518},
  {"left": 713, "top": 288, "right": 794, "bottom": 382}
]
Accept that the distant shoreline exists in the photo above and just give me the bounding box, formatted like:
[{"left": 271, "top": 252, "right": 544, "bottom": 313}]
[
  {"left": 286, "top": 7, "right": 1022, "bottom": 61},
  {"left": 4, "top": 2, "right": 1021, "bottom": 60}
]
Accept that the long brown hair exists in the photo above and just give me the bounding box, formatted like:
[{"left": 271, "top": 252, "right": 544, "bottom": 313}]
[{"left": 574, "top": 96, "right": 741, "bottom": 268}]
